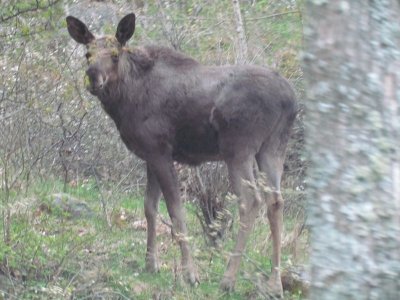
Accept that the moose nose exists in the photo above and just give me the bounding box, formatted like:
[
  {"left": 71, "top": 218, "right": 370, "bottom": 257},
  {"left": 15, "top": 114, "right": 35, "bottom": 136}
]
[{"left": 85, "top": 67, "right": 105, "bottom": 93}]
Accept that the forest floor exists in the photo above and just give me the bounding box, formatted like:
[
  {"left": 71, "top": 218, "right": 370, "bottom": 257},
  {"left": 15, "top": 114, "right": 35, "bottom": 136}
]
[{"left": 0, "top": 180, "right": 308, "bottom": 299}]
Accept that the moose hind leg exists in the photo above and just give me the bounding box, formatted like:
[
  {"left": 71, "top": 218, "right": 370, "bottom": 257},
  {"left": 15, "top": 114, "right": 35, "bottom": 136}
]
[
  {"left": 144, "top": 165, "right": 162, "bottom": 273},
  {"left": 256, "top": 151, "right": 285, "bottom": 297},
  {"left": 220, "top": 157, "right": 263, "bottom": 291}
]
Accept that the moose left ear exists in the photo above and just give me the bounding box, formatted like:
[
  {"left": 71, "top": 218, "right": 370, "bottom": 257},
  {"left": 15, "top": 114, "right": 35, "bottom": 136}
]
[
  {"left": 116, "top": 13, "right": 136, "bottom": 46},
  {"left": 66, "top": 16, "right": 95, "bottom": 45}
]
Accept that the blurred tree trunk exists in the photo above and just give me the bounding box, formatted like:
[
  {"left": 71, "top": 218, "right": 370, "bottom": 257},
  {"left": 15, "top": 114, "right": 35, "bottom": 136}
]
[
  {"left": 303, "top": 1, "right": 400, "bottom": 299},
  {"left": 232, "top": 0, "right": 248, "bottom": 64}
]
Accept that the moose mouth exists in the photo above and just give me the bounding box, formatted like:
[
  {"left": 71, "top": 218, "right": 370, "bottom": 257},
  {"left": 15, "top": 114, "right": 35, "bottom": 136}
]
[{"left": 88, "top": 84, "right": 103, "bottom": 96}]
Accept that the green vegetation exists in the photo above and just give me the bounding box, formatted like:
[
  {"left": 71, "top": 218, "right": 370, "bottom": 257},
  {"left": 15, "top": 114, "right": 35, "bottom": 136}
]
[
  {"left": 0, "top": 180, "right": 307, "bottom": 299},
  {"left": 1, "top": 0, "right": 306, "bottom": 298}
]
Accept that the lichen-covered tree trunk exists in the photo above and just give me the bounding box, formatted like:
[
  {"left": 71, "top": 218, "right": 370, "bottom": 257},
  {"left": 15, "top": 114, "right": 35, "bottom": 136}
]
[
  {"left": 231, "top": 0, "right": 248, "bottom": 64},
  {"left": 303, "top": 1, "right": 400, "bottom": 299}
]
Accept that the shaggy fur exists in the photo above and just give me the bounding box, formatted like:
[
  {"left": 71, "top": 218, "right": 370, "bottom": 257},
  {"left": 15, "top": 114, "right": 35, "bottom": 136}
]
[{"left": 66, "top": 13, "right": 297, "bottom": 295}]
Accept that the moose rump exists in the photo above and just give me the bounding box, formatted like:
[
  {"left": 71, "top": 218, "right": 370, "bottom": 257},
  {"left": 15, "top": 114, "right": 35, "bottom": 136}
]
[{"left": 66, "top": 12, "right": 297, "bottom": 296}]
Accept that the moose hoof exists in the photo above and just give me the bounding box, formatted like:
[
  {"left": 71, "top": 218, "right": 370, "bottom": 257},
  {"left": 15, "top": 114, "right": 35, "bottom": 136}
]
[
  {"left": 266, "top": 275, "right": 283, "bottom": 298},
  {"left": 220, "top": 276, "right": 236, "bottom": 292},
  {"left": 183, "top": 266, "right": 200, "bottom": 286}
]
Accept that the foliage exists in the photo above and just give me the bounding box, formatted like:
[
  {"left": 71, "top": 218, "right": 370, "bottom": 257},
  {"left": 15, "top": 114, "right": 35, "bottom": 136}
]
[
  {"left": 0, "top": 0, "right": 303, "bottom": 192},
  {"left": 0, "top": 179, "right": 308, "bottom": 299},
  {"left": 1, "top": 0, "right": 306, "bottom": 298}
]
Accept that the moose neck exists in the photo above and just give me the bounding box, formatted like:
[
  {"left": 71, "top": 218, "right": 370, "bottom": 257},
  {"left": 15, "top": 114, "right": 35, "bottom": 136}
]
[{"left": 96, "top": 82, "right": 127, "bottom": 129}]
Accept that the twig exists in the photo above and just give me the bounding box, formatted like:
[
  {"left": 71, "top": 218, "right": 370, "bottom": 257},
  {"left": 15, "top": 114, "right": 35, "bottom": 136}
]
[
  {"left": 91, "top": 165, "right": 111, "bottom": 228},
  {"left": 137, "top": 10, "right": 300, "bottom": 22},
  {"left": 246, "top": 10, "right": 300, "bottom": 21},
  {"left": 64, "top": 262, "right": 84, "bottom": 294},
  {"left": 242, "top": 253, "right": 270, "bottom": 278},
  {"left": 0, "top": 0, "right": 62, "bottom": 23},
  {"left": 159, "top": 216, "right": 172, "bottom": 229}
]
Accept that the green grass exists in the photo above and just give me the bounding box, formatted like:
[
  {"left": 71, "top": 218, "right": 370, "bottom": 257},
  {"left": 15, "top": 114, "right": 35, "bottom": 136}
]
[{"left": 0, "top": 180, "right": 307, "bottom": 299}]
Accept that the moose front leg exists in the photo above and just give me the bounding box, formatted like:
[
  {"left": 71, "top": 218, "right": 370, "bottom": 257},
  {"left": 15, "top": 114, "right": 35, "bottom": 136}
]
[
  {"left": 144, "top": 164, "right": 162, "bottom": 273},
  {"left": 148, "top": 158, "right": 199, "bottom": 285}
]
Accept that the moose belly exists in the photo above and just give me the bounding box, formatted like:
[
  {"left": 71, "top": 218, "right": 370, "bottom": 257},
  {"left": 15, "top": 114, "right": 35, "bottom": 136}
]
[{"left": 172, "top": 122, "right": 220, "bottom": 165}]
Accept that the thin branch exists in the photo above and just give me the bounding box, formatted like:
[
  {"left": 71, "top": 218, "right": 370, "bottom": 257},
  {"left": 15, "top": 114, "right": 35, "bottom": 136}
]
[
  {"left": 91, "top": 165, "right": 111, "bottom": 228},
  {"left": 159, "top": 216, "right": 172, "bottom": 229},
  {"left": 138, "top": 10, "right": 300, "bottom": 22},
  {"left": 246, "top": 10, "right": 300, "bottom": 21},
  {"left": 0, "top": 0, "right": 62, "bottom": 23}
]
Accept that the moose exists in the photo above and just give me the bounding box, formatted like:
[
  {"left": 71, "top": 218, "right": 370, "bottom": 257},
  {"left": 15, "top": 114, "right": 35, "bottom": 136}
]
[{"left": 66, "top": 13, "right": 297, "bottom": 296}]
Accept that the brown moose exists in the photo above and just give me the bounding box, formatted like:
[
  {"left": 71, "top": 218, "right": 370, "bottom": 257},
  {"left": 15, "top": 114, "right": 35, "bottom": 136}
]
[{"left": 66, "top": 13, "right": 297, "bottom": 296}]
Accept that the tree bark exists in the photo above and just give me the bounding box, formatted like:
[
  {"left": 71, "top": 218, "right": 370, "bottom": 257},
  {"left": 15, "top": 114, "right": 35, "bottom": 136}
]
[
  {"left": 232, "top": 0, "right": 248, "bottom": 64},
  {"left": 303, "top": 1, "right": 400, "bottom": 299}
]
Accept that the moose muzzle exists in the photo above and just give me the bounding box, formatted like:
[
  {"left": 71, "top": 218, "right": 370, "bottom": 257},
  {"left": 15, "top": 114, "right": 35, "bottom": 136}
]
[{"left": 85, "top": 66, "right": 108, "bottom": 95}]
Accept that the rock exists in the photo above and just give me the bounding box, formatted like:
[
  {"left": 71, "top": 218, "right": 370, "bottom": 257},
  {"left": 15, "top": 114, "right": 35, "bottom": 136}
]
[
  {"left": 281, "top": 265, "right": 310, "bottom": 297},
  {"left": 50, "top": 193, "right": 94, "bottom": 219}
]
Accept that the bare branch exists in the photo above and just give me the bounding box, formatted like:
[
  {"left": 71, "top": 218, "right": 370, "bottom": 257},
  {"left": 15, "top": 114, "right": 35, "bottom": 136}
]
[{"left": 0, "top": 0, "right": 62, "bottom": 23}]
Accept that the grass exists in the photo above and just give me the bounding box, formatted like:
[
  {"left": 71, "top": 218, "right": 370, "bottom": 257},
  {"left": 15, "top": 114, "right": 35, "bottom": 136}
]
[{"left": 0, "top": 179, "right": 308, "bottom": 299}]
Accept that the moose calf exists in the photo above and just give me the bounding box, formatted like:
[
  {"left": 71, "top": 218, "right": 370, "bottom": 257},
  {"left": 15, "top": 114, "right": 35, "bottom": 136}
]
[{"left": 66, "top": 13, "right": 297, "bottom": 296}]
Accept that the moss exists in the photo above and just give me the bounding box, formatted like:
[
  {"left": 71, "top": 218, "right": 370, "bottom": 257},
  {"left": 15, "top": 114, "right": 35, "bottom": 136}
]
[
  {"left": 86, "top": 36, "right": 120, "bottom": 62},
  {"left": 110, "top": 48, "right": 119, "bottom": 57},
  {"left": 83, "top": 74, "right": 91, "bottom": 89},
  {"left": 105, "top": 36, "right": 118, "bottom": 47}
]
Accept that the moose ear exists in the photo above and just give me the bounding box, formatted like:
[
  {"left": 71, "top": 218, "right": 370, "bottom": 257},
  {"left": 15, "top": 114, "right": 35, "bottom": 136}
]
[
  {"left": 66, "top": 16, "right": 95, "bottom": 45},
  {"left": 116, "top": 13, "right": 135, "bottom": 46}
]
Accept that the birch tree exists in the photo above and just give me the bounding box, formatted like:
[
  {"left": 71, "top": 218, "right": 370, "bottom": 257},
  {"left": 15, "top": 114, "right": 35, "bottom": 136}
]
[
  {"left": 232, "top": 0, "right": 248, "bottom": 64},
  {"left": 303, "top": 1, "right": 400, "bottom": 299}
]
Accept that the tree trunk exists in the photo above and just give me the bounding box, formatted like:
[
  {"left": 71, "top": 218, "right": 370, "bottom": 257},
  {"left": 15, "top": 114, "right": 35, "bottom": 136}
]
[
  {"left": 231, "top": 0, "right": 248, "bottom": 64},
  {"left": 303, "top": 1, "right": 400, "bottom": 299}
]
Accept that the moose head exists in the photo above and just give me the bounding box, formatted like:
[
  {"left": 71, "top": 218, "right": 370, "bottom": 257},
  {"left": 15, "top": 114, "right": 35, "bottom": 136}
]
[{"left": 66, "top": 13, "right": 136, "bottom": 95}]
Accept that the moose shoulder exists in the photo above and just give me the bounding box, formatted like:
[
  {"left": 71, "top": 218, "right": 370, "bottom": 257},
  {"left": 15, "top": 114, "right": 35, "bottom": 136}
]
[{"left": 66, "top": 13, "right": 297, "bottom": 296}]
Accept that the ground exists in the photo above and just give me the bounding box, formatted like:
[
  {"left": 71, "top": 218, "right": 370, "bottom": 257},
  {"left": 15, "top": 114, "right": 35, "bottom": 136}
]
[{"left": 0, "top": 180, "right": 307, "bottom": 299}]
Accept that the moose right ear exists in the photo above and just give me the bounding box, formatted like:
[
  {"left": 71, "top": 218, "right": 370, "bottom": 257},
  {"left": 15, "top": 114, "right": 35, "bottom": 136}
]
[{"left": 66, "top": 16, "right": 95, "bottom": 45}]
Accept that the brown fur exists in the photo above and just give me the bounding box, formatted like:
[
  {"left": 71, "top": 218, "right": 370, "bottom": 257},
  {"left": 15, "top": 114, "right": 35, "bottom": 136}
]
[{"left": 66, "top": 13, "right": 297, "bottom": 295}]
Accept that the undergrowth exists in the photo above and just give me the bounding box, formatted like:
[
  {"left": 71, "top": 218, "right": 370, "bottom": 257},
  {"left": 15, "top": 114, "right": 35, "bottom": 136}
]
[{"left": 0, "top": 179, "right": 307, "bottom": 299}]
